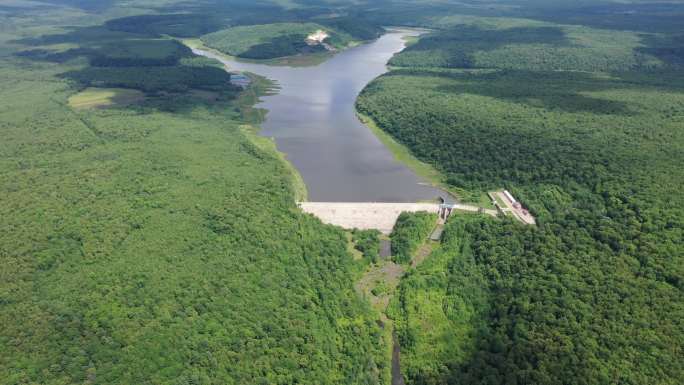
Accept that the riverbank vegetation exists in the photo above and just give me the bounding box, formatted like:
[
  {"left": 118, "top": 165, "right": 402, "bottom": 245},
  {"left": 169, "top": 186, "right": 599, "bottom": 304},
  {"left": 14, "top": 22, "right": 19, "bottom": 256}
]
[
  {"left": 358, "top": 9, "right": 684, "bottom": 382},
  {"left": 390, "top": 212, "right": 437, "bottom": 265},
  {"left": 387, "top": 216, "right": 488, "bottom": 383},
  {"left": 352, "top": 229, "right": 382, "bottom": 264}
]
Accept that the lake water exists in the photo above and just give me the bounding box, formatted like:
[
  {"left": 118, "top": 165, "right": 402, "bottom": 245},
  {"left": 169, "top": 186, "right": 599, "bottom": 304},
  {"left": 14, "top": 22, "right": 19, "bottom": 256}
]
[{"left": 193, "top": 30, "right": 449, "bottom": 202}]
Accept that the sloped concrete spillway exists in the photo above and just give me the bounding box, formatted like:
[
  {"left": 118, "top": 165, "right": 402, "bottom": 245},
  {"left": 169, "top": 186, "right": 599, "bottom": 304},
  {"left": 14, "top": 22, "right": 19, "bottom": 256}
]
[
  {"left": 299, "top": 202, "right": 498, "bottom": 234},
  {"left": 192, "top": 29, "right": 450, "bottom": 203}
]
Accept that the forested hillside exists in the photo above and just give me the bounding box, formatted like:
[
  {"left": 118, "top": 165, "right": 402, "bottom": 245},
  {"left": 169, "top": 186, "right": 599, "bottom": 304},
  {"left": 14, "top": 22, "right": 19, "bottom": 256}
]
[
  {"left": 200, "top": 20, "right": 381, "bottom": 60},
  {"left": 0, "top": 1, "right": 388, "bottom": 384},
  {"left": 358, "top": 4, "right": 684, "bottom": 384},
  {"left": 389, "top": 23, "right": 670, "bottom": 71},
  {"left": 201, "top": 23, "right": 333, "bottom": 60},
  {"left": 1, "top": 0, "right": 683, "bottom": 384}
]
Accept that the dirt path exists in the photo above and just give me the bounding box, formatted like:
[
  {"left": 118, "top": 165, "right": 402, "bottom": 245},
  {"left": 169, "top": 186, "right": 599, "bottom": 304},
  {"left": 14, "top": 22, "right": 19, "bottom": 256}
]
[{"left": 411, "top": 242, "right": 435, "bottom": 268}]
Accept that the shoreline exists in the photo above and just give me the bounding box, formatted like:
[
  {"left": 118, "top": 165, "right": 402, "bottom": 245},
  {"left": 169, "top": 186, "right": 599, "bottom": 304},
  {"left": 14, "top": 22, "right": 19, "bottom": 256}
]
[
  {"left": 183, "top": 39, "right": 309, "bottom": 201},
  {"left": 356, "top": 111, "right": 453, "bottom": 198},
  {"left": 184, "top": 29, "right": 465, "bottom": 206},
  {"left": 357, "top": 111, "right": 496, "bottom": 208}
]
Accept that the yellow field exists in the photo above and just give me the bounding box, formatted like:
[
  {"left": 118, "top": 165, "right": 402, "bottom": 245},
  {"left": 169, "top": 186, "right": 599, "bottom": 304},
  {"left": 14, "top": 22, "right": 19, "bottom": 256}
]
[{"left": 68, "top": 87, "right": 145, "bottom": 109}]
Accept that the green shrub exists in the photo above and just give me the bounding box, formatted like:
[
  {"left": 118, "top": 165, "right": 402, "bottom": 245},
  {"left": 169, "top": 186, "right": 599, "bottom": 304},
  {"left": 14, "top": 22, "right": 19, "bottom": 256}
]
[
  {"left": 390, "top": 211, "right": 436, "bottom": 264},
  {"left": 352, "top": 229, "right": 381, "bottom": 263}
]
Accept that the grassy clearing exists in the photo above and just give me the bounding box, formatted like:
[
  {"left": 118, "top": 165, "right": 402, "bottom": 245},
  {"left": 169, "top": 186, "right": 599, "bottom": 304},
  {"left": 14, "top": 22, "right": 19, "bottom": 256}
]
[
  {"left": 488, "top": 190, "right": 508, "bottom": 208},
  {"left": 355, "top": 261, "right": 405, "bottom": 313},
  {"left": 475, "top": 192, "right": 495, "bottom": 209},
  {"left": 346, "top": 232, "right": 365, "bottom": 261},
  {"left": 67, "top": 87, "right": 145, "bottom": 109}
]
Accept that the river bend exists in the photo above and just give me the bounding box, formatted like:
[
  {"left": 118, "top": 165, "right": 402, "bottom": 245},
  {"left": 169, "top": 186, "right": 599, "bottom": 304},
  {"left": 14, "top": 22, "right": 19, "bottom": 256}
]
[{"left": 193, "top": 30, "right": 447, "bottom": 202}]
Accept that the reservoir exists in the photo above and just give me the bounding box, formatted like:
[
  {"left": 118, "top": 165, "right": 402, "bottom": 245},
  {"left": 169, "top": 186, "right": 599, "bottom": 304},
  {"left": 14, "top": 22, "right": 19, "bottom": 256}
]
[{"left": 193, "top": 30, "right": 448, "bottom": 202}]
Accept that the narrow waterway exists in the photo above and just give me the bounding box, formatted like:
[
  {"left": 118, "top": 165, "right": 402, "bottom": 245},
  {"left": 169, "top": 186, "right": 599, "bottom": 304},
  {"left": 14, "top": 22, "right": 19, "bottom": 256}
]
[
  {"left": 192, "top": 30, "right": 449, "bottom": 202},
  {"left": 392, "top": 330, "right": 406, "bottom": 385}
]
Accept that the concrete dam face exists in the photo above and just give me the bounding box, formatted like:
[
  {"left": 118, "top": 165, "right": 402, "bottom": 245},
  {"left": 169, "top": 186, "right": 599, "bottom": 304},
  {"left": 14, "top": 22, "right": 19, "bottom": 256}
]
[
  {"left": 299, "top": 202, "right": 440, "bottom": 234},
  {"left": 298, "top": 202, "right": 497, "bottom": 234}
]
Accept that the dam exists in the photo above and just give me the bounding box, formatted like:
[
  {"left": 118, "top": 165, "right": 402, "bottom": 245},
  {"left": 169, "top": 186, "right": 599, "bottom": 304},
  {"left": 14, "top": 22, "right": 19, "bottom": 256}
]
[{"left": 299, "top": 202, "right": 498, "bottom": 234}]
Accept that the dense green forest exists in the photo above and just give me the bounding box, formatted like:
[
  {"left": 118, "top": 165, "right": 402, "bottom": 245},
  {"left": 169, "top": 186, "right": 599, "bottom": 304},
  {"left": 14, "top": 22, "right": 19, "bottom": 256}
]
[
  {"left": 0, "top": 1, "right": 390, "bottom": 384},
  {"left": 358, "top": 8, "right": 684, "bottom": 383},
  {"left": 389, "top": 23, "right": 671, "bottom": 71},
  {"left": 2, "top": 0, "right": 683, "bottom": 384}
]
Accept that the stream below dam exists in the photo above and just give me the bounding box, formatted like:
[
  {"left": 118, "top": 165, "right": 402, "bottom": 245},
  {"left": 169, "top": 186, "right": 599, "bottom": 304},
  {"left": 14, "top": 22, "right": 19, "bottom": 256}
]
[{"left": 191, "top": 29, "right": 450, "bottom": 203}]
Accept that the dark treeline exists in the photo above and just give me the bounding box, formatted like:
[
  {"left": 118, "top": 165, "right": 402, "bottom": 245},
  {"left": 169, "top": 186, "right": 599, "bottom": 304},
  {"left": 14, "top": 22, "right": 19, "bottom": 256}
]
[
  {"left": 89, "top": 40, "right": 194, "bottom": 67},
  {"left": 62, "top": 65, "right": 236, "bottom": 93},
  {"left": 104, "top": 14, "right": 225, "bottom": 37}
]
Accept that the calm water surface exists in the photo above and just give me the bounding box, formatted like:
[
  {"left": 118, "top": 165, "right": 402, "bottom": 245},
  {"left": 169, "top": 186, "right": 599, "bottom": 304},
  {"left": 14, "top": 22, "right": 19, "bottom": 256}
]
[{"left": 194, "top": 30, "right": 448, "bottom": 202}]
